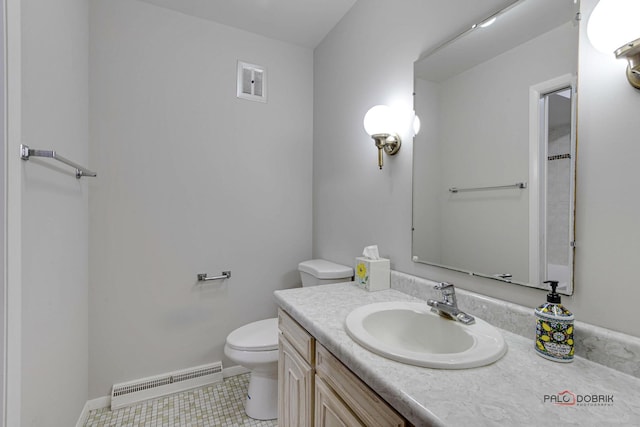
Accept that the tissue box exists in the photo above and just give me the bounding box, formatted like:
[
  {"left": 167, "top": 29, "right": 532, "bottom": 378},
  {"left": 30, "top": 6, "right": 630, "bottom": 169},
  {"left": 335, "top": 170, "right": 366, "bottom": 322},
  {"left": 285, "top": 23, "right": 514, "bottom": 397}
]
[{"left": 355, "top": 257, "right": 390, "bottom": 291}]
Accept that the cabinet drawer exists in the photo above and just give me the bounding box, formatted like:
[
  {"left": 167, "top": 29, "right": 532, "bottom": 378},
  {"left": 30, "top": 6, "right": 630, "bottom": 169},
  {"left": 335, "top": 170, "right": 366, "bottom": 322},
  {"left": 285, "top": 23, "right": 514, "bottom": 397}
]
[
  {"left": 278, "top": 309, "right": 315, "bottom": 364},
  {"left": 316, "top": 344, "right": 407, "bottom": 427}
]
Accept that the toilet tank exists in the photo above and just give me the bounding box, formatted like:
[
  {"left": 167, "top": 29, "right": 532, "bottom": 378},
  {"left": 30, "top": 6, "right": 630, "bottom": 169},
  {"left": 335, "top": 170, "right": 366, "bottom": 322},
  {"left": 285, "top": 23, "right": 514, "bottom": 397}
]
[{"left": 298, "top": 259, "right": 353, "bottom": 287}]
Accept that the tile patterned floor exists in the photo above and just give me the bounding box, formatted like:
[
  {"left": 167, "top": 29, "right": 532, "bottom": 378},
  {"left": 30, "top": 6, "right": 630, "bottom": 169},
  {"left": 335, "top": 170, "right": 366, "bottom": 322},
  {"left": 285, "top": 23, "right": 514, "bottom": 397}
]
[{"left": 84, "top": 374, "right": 278, "bottom": 427}]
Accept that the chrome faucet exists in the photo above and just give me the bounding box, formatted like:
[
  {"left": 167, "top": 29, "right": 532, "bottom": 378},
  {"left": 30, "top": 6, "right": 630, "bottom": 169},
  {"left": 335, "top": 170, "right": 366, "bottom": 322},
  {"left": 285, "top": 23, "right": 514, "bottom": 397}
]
[{"left": 427, "top": 282, "right": 475, "bottom": 325}]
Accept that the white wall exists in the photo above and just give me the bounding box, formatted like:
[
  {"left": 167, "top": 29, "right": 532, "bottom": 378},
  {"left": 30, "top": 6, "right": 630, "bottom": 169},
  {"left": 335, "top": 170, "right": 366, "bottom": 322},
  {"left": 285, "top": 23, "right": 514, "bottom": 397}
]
[
  {"left": 0, "top": 0, "right": 5, "bottom": 419},
  {"left": 5, "top": 0, "right": 22, "bottom": 424},
  {"left": 314, "top": 0, "right": 512, "bottom": 268},
  {"left": 88, "top": 0, "right": 313, "bottom": 398},
  {"left": 314, "top": 0, "right": 640, "bottom": 338},
  {"left": 20, "top": 0, "right": 90, "bottom": 425},
  {"left": 412, "top": 78, "right": 442, "bottom": 263},
  {"left": 574, "top": 0, "right": 640, "bottom": 336}
]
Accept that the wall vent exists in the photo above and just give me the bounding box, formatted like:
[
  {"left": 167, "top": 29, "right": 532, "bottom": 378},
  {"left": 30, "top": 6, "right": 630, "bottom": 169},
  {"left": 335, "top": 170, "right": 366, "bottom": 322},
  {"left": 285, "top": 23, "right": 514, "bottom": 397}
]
[
  {"left": 237, "top": 61, "right": 267, "bottom": 103},
  {"left": 110, "top": 361, "right": 223, "bottom": 410}
]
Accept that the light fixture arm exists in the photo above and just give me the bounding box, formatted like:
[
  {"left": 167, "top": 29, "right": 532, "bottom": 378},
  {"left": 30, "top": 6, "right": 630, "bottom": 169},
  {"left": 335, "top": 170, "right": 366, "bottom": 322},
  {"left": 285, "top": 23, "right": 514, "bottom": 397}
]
[
  {"left": 615, "top": 37, "right": 640, "bottom": 89},
  {"left": 371, "top": 133, "right": 401, "bottom": 169}
]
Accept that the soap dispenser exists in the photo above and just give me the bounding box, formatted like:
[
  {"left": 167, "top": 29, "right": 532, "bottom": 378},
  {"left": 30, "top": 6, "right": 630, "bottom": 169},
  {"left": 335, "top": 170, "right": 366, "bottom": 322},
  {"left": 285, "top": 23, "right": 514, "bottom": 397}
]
[{"left": 535, "top": 280, "right": 574, "bottom": 362}]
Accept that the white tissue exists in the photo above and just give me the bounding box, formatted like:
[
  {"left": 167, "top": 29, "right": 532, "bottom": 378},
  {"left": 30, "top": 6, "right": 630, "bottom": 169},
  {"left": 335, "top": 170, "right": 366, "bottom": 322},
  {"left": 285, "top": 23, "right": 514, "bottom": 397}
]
[{"left": 362, "top": 245, "right": 380, "bottom": 260}]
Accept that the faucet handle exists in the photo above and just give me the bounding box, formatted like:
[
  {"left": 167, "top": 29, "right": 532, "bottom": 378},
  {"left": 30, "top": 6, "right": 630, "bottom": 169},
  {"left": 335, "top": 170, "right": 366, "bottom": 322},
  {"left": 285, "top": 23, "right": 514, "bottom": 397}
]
[
  {"left": 429, "top": 282, "right": 474, "bottom": 324},
  {"left": 434, "top": 282, "right": 455, "bottom": 294},
  {"left": 434, "top": 282, "right": 457, "bottom": 305}
]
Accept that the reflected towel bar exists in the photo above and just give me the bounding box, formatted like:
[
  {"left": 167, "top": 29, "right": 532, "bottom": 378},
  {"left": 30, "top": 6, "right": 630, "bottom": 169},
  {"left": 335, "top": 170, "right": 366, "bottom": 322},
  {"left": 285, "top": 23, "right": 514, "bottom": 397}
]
[
  {"left": 449, "top": 182, "right": 527, "bottom": 193},
  {"left": 20, "top": 144, "right": 97, "bottom": 179}
]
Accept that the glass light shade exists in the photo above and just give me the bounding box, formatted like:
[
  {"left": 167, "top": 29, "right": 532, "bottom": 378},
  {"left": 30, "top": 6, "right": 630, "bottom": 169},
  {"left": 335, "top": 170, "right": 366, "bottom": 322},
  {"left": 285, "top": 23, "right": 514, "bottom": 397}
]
[
  {"left": 587, "top": 0, "right": 640, "bottom": 54},
  {"left": 412, "top": 113, "right": 421, "bottom": 136},
  {"left": 363, "top": 105, "right": 394, "bottom": 136}
]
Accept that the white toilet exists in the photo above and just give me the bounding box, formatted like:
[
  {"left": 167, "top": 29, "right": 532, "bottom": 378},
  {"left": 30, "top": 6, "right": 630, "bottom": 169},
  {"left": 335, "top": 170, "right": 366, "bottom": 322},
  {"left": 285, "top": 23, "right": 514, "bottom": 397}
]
[{"left": 224, "top": 259, "right": 353, "bottom": 420}]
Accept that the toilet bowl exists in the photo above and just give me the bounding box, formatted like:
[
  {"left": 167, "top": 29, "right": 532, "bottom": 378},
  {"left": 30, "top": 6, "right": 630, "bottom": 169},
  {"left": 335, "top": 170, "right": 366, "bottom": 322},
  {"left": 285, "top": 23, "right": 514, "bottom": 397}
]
[
  {"left": 224, "top": 259, "right": 353, "bottom": 420},
  {"left": 224, "top": 318, "right": 279, "bottom": 420}
]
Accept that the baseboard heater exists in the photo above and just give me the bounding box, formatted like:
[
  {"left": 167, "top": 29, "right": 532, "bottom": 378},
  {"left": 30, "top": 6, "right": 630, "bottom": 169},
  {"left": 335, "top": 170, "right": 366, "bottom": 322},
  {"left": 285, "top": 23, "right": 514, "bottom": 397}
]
[{"left": 111, "top": 361, "right": 223, "bottom": 410}]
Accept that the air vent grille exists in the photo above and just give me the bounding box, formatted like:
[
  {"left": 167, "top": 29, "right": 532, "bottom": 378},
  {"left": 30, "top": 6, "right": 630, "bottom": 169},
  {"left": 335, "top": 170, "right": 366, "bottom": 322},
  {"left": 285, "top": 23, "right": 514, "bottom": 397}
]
[
  {"left": 111, "top": 361, "right": 223, "bottom": 409},
  {"left": 237, "top": 61, "right": 267, "bottom": 103}
]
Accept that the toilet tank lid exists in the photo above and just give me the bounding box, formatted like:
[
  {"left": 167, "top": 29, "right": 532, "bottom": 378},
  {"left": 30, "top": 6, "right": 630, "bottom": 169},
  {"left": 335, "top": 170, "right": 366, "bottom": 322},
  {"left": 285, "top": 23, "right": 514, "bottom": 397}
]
[
  {"left": 298, "top": 259, "right": 354, "bottom": 279},
  {"left": 226, "top": 318, "right": 278, "bottom": 351}
]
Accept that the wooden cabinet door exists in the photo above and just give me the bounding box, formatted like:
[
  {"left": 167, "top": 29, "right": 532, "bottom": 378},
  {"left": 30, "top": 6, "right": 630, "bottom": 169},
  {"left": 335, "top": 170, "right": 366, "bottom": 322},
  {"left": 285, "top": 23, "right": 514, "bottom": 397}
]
[
  {"left": 278, "top": 335, "right": 314, "bottom": 427},
  {"left": 314, "top": 376, "right": 364, "bottom": 427},
  {"left": 316, "top": 344, "right": 406, "bottom": 427}
]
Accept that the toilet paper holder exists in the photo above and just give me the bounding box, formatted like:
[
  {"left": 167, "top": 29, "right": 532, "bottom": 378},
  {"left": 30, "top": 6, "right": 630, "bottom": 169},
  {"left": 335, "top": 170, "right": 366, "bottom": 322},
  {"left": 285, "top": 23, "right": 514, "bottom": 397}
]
[{"left": 197, "top": 271, "right": 231, "bottom": 282}]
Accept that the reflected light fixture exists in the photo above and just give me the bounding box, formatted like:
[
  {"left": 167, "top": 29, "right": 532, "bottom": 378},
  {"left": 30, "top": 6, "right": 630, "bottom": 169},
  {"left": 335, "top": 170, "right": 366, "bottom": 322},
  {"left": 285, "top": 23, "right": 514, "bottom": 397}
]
[
  {"left": 479, "top": 17, "right": 497, "bottom": 28},
  {"left": 363, "top": 105, "right": 402, "bottom": 170},
  {"left": 412, "top": 112, "right": 421, "bottom": 136},
  {"left": 472, "top": 15, "right": 498, "bottom": 30},
  {"left": 587, "top": 0, "right": 640, "bottom": 89}
]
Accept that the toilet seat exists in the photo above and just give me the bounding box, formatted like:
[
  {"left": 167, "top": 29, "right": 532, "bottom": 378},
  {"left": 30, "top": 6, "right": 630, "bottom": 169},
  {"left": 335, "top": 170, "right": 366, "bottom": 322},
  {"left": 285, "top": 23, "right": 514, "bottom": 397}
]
[{"left": 226, "top": 318, "right": 278, "bottom": 351}]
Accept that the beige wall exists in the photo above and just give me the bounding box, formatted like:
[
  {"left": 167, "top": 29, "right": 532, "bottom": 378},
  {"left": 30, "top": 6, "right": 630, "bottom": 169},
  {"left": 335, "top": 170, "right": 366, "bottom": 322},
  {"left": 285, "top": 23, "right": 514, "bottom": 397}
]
[
  {"left": 88, "top": 0, "right": 313, "bottom": 398},
  {"left": 314, "top": 0, "right": 640, "bottom": 338}
]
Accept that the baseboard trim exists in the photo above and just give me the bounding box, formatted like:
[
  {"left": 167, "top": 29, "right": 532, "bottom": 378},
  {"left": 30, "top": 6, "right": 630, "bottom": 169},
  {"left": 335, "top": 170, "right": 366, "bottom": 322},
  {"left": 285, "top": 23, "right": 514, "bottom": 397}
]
[{"left": 75, "top": 365, "right": 250, "bottom": 426}]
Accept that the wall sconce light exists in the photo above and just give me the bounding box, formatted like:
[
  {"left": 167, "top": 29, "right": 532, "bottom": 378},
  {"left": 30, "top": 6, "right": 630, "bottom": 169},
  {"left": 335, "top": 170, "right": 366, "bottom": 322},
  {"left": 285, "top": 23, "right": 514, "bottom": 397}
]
[
  {"left": 587, "top": 0, "right": 640, "bottom": 89},
  {"left": 363, "top": 105, "right": 421, "bottom": 170},
  {"left": 363, "top": 105, "right": 401, "bottom": 170}
]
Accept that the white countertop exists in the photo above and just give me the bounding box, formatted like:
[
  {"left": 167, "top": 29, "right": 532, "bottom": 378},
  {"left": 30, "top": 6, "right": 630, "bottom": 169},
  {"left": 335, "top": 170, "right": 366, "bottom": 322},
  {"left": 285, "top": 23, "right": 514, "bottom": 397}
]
[{"left": 274, "top": 282, "right": 640, "bottom": 427}]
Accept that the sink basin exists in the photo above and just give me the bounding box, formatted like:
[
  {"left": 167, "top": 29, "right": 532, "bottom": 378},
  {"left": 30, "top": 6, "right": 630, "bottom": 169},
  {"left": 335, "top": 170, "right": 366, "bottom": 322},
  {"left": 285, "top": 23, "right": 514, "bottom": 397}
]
[{"left": 345, "top": 301, "right": 507, "bottom": 369}]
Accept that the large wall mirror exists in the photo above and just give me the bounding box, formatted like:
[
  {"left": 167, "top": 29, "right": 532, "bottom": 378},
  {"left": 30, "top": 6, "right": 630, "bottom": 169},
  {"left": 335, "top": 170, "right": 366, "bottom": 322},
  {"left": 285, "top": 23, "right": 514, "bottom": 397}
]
[{"left": 412, "top": 0, "right": 579, "bottom": 294}]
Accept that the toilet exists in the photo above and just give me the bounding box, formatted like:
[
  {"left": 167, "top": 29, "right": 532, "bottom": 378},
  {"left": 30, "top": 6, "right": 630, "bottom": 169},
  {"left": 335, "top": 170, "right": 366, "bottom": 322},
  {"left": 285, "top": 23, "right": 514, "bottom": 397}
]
[{"left": 224, "top": 259, "right": 353, "bottom": 420}]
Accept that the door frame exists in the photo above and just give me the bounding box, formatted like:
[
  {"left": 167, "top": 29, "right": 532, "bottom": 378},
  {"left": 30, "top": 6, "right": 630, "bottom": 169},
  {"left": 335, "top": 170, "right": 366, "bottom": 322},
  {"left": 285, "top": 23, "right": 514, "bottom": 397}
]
[{"left": 528, "top": 73, "right": 577, "bottom": 294}]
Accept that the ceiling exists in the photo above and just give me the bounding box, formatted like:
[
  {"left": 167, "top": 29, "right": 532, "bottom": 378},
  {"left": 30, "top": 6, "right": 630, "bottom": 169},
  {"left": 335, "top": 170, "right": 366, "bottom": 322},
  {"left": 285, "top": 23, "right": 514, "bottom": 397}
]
[
  {"left": 415, "top": 0, "right": 577, "bottom": 82},
  {"left": 137, "top": 0, "right": 358, "bottom": 49}
]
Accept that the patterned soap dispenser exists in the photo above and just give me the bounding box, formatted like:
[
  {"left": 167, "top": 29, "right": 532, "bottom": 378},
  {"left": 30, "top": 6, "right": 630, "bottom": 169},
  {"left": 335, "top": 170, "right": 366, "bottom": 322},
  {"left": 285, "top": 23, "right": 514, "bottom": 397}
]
[{"left": 535, "top": 280, "right": 574, "bottom": 362}]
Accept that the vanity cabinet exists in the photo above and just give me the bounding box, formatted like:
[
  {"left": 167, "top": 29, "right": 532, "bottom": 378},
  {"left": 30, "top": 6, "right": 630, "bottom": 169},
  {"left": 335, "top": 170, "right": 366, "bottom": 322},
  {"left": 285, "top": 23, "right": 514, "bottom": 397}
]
[{"left": 278, "top": 309, "right": 409, "bottom": 427}]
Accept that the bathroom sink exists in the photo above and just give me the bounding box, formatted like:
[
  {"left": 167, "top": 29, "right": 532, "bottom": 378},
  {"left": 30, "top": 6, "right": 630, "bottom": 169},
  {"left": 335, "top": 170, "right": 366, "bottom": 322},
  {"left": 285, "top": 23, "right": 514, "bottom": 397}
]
[{"left": 345, "top": 301, "right": 507, "bottom": 369}]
